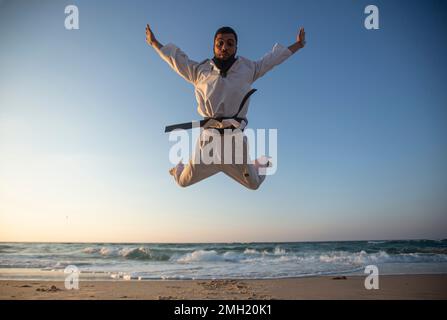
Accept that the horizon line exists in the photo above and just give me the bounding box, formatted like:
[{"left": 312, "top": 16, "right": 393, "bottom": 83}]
[{"left": 0, "top": 237, "right": 445, "bottom": 245}]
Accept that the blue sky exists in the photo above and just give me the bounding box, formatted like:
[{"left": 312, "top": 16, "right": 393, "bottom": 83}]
[{"left": 0, "top": 0, "right": 446, "bottom": 242}]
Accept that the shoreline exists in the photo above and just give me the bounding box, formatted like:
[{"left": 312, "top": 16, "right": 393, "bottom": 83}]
[{"left": 1, "top": 274, "right": 446, "bottom": 300}]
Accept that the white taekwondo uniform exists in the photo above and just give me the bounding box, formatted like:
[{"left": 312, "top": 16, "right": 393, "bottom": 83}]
[{"left": 154, "top": 42, "right": 293, "bottom": 189}]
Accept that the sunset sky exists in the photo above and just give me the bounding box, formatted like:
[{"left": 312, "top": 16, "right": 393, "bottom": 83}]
[{"left": 1, "top": 0, "right": 446, "bottom": 242}]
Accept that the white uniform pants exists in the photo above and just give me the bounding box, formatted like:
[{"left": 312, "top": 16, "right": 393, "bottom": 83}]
[{"left": 171, "top": 129, "right": 266, "bottom": 190}]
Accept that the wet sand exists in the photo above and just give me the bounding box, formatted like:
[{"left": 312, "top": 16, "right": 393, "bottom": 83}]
[{"left": 1, "top": 274, "right": 446, "bottom": 300}]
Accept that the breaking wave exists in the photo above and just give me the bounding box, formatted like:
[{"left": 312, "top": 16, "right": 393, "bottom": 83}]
[{"left": 2, "top": 240, "right": 447, "bottom": 279}]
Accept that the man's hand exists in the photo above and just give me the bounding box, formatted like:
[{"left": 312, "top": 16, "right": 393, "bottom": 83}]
[
  {"left": 288, "top": 27, "right": 306, "bottom": 54},
  {"left": 146, "top": 24, "right": 162, "bottom": 50},
  {"left": 296, "top": 27, "right": 306, "bottom": 48}
]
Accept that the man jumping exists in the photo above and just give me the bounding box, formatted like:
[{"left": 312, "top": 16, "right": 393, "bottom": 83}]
[{"left": 145, "top": 24, "right": 306, "bottom": 189}]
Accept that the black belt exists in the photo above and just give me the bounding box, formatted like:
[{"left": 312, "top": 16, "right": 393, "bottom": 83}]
[{"left": 164, "top": 89, "right": 257, "bottom": 133}]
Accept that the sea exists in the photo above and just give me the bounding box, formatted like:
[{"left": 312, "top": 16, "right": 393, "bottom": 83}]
[{"left": 1, "top": 240, "right": 446, "bottom": 280}]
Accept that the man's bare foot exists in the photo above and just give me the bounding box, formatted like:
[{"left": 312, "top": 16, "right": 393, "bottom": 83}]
[
  {"left": 254, "top": 156, "right": 272, "bottom": 170},
  {"left": 169, "top": 162, "right": 185, "bottom": 177}
]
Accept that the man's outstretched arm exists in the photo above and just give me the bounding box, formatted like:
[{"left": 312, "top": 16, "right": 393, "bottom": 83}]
[
  {"left": 145, "top": 24, "right": 199, "bottom": 84},
  {"left": 288, "top": 27, "right": 306, "bottom": 54},
  {"left": 251, "top": 26, "right": 306, "bottom": 82},
  {"left": 146, "top": 24, "right": 163, "bottom": 50}
]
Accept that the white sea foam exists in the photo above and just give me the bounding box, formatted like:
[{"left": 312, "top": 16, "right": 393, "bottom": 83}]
[
  {"left": 82, "top": 247, "right": 118, "bottom": 256},
  {"left": 274, "top": 247, "right": 286, "bottom": 255},
  {"left": 243, "top": 248, "right": 259, "bottom": 255},
  {"left": 119, "top": 247, "right": 151, "bottom": 260},
  {"left": 177, "top": 250, "right": 226, "bottom": 263},
  {"left": 82, "top": 247, "right": 100, "bottom": 254},
  {"left": 2, "top": 241, "right": 447, "bottom": 280}
]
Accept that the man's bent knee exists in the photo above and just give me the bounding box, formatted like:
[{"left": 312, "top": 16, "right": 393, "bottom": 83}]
[
  {"left": 177, "top": 177, "right": 193, "bottom": 188},
  {"left": 246, "top": 181, "right": 261, "bottom": 190}
]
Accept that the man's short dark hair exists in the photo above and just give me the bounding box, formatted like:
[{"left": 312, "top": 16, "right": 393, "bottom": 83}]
[{"left": 214, "top": 26, "right": 238, "bottom": 43}]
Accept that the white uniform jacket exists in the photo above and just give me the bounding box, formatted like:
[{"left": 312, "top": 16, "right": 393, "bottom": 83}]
[{"left": 154, "top": 43, "right": 293, "bottom": 128}]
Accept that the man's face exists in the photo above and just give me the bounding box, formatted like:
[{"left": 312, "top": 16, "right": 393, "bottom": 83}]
[{"left": 214, "top": 33, "right": 237, "bottom": 60}]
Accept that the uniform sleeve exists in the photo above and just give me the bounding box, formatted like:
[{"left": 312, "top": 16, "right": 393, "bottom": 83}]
[
  {"left": 153, "top": 43, "right": 199, "bottom": 84},
  {"left": 252, "top": 43, "right": 293, "bottom": 82}
]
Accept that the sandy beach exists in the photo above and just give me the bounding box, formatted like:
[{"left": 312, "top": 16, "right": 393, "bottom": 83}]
[{"left": 1, "top": 274, "right": 446, "bottom": 300}]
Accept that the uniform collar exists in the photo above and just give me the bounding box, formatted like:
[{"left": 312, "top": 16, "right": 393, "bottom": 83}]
[{"left": 211, "top": 55, "right": 238, "bottom": 78}]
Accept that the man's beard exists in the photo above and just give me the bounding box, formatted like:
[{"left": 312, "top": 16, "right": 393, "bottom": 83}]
[{"left": 212, "top": 52, "right": 237, "bottom": 78}]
